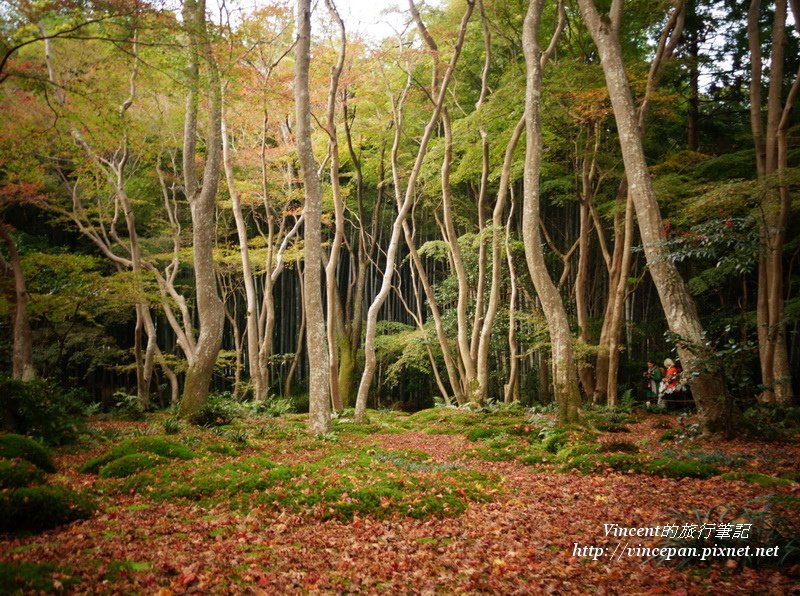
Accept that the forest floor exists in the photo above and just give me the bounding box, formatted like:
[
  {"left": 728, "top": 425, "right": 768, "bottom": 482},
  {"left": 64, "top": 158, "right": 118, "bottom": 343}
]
[{"left": 2, "top": 405, "right": 800, "bottom": 594}]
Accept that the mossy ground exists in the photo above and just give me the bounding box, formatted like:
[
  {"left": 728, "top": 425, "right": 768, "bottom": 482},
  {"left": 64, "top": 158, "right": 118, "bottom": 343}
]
[{"left": 1, "top": 406, "right": 798, "bottom": 593}]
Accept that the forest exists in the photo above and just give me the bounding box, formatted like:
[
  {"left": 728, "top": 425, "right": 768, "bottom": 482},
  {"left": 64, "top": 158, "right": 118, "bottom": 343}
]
[{"left": 0, "top": 0, "right": 799, "bottom": 592}]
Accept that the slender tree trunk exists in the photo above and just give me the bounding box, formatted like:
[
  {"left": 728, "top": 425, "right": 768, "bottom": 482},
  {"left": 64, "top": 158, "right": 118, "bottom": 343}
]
[
  {"left": 479, "top": 116, "right": 525, "bottom": 400},
  {"left": 504, "top": 188, "right": 520, "bottom": 404},
  {"left": 295, "top": 0, "right": 331, "bottom": 434},
  {"left": 0, "top": 227, "right": 35, "bottom": 381},
  {"left": 284, "top": 258, "right": 306, "bottom": 399},
  {"left": 354, "top": 0, "right": 474, "bottom": 421},
  {"left": 522, "top": 0, "right": 579, "bottom": 424},
  {"left": 324, "top": 0, "right": 347, "bottom": 413},
  {"left": 221, "top": 104, "right": 264, "bottom": 400},
  {"left": 748, "top": 0, "right": 796, "bottom": 405},
  {"left": 179, "top": 0, "right": 225, "bottom": 419},
  {"left": 578, "top": 0, "right": 728, "bottom": 430}
]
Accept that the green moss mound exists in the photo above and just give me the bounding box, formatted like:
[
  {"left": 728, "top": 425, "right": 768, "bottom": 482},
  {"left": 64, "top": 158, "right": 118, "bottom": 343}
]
[
  {"left": 80, "top": 436, "right": 195, "bottom": 474},
  {"left": 0, "top": 434, "right": 56, "bottom": 472},
  {"left": 0, "top": 561, "right": 76, "bottom": 593},
  {"left": 0, "top": 458, "right": 46, "bottom": 488},
  {"left": 561, "top": 453, "right": 719, "bottom": 479},
  {"left": 721, "top": 472, "right": 793, "bottom": 487},
  {"left": 98, "top": 453, "right": 168, "bottom": 479},
  {"left": 0, "top": 486, "right": 95, "bottom": 532},
  {"left": 647, "top": 458, "right": 720, "bottom": 479}
]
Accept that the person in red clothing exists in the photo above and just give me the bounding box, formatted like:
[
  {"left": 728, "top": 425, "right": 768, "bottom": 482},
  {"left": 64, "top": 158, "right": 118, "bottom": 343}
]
[{"left": 658, "top": 358, "right": 684, "bottom": 409}]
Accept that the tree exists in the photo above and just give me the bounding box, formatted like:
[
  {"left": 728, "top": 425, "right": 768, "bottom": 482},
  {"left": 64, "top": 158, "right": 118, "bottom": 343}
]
[
  {"left": 522, "top": 0, "right": 580, "bottom": 423},
  {"left": 295, "top": 0, "right": 331, "bottom": 434},
  {"left": 0, "top": 226, "right": 35, "bottom": 380},
  {"left": 747, "top": 0, "right": 797, "bottom": 405},
  {"left": 178, "top": 0, "right": 225, "bottom": 418},
  {"left": 577, "top": 0, "right": 729, "bottom": 431}
]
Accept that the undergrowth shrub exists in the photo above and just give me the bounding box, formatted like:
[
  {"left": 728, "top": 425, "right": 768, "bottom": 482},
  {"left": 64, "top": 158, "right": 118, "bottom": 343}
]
[
  {"left": 0, "top": 486, "right": 95, "bottom": 532},
  {"left": 0, "top": 458, "right": 46, "bottom": 488},
  {"left": 0, "top": 376, "right": 87, "bottom": 445},
  {"left": 192, "top": 392, "right": 247, "bottom": 426},
  {"left": 0, "top": 434, "right": 56, "bottom": 472}
]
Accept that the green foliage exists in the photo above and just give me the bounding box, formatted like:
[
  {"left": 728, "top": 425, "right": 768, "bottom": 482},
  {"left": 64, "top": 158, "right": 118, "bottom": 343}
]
[
  {"left": 192, "top": 392, "right": 247, "bottom": 426},
  {"left": 111, "top": 391, "right": 146, "bottom": 421},
  {"left": 0, "top": 375, "right": 88, "bottom": 445},
  {"left": 80, "top": 436, "right": 195, "bottom": 474},
  {"left": 0, "top": 486, "right": 95, "bottom": 532},
  {"left": 0, "top": 458, "right": 46, "bottom": 488},
  {"left": 246, "top": 396, "right": 295, "bottom": 418},
  {"left": 98, "top": 453, "right": 168, "bottom": 479},
  {"left": 162, "top": 416, "right": 182, "bottom": 435},
  {"left": 0, "top": 434, "right": 55, "bottom": 472},
  {"left": 741, "top": 405, "right": 800, "bottom": 442}
]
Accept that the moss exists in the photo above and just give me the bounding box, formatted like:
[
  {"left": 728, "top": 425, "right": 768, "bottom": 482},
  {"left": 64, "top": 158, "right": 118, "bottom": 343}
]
[
  {"left": 593, "top": 421, "right": 631, "bottom": 433},
  {"left": 659, "top": 428, "right": 681, "bottom": 442},
  {"left": 0, "top": 486, "right": 95, "bottom": 532},
  {"left": 0, "top": 561, "right": 77, "bottom": 593},
  {"left": 104, "top": 561, "right": 153, "bottom": 580},
  {"left": 0, "top": 434, "right": 56, "bottom": 472},
  {"left": 111, "top": 449, "right": 495, "bottom": 521},
  {"left": 598, "top": 441, "right": 640, "bottom": 454},
  {"left": 519, "top": 450, "right": 552, "bottom": 466},
  {"left": 554, "top": 443, "right": 600, "bottom": 462},
  {"left": 562, "top": 453, "right": 647, "bottom": 474},
  {"left": 721, "top": 472, "right": 793, "bottom": 487},
  {"left": 80, "top": 436, "right": 195, "bottom": 474},
  {"left": 98, "top": 453, "right": 168, "bottom": 479},
  {"left": 465, "top": 427, "right": 505, "bottom": 442},
  {"left": 540, "top": 426, "right": 595, "bottom": 453},
  {"left": 205, "top": 443, "right": 239, "bottom": 456},
  {"left": 646, "top": 458, "right": 720, "bottom": 479},
  {"left": 0, "top": 458, "right": 46, "bottom": 488}
]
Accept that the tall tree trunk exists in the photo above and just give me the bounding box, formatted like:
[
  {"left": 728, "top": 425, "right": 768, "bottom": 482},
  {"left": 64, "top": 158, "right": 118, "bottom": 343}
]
[
  {"left": 479, "top": 116, "right": 525, "bottom": 401},
  {"left": 522, "top": 0, "right": 579, "bottom": 424},
  {"left": 178, "top": 0, "right": 225, "bottom": 419},
  {"left": 0, "top": 227, "right": 35, "bottom": 381},
  {"left": 354, "top": 0, "right": 474, "bottom": 421},
  {"left": 324, "top": 0, "right": 347, "bottom": 413},
  {"left": 295, "top": 0, "right": 331, "bottom": 434},
  {"left": 578, "top": 0, "right": 728, "bottom": 430},
  {"left": 748, "top": 0, "right": 796, "bottom": 405},
  {"left": 221, "top": 103, "right": 264, "bottom": 400}
]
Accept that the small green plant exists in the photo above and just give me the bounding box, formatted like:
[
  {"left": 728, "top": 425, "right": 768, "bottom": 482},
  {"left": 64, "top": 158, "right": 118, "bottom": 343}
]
[
  {"left": 111, "top": 391, "right": 147, "bottom": 420},
  {"left": 0, "top": 486, "right": 95, "bottom": 532},
  {"left": 192, "top": 392, "right": 247, "bottom": 426},
  {"left": 0, "top": 458, "right": 46, "bottom": 488},
  {"left": 248, "top": 396, "right": 295, "bottom": 418},
  {"left": 0, "top": 434, "right": 56, "bottom": 472},
  {"left": 162, "top": 416, "right": 182, "bottom": 435}
]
